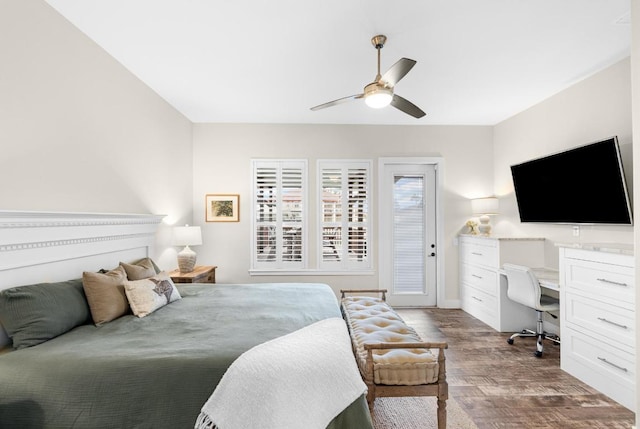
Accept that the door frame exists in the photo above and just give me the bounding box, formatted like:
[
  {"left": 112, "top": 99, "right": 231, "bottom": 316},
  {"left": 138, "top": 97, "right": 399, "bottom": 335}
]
[{"left": 378, "top": 157, "right": 445, "bottom": 307}]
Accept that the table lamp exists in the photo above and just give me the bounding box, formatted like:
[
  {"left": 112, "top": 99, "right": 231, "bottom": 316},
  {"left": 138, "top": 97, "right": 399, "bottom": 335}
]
[
  {"left": 471, "top": 197, "right": 499, "bottom": 236},
  {"left": 172, "top": 225, "right": 202, "bottom": 273}
]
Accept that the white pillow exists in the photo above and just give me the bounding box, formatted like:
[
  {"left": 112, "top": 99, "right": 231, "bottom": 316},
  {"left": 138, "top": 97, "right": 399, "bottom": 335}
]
[{"left": 124, "top": 272, "right": 181, "bottom": 317}]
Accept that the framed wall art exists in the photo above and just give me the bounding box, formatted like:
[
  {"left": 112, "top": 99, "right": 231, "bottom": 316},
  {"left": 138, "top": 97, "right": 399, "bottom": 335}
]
[{"left": 205, "top": 194, "right": 239, "bottom": 222}]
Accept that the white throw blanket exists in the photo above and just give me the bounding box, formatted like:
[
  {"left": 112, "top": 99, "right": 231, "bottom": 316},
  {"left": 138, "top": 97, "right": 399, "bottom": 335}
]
[{"left": 194, "top": 317, "right": 367, "bottom": 429}]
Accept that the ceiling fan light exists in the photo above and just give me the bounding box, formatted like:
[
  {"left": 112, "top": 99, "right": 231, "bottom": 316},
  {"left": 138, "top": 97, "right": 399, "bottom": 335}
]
[
  {"left": 365, "top": 89, "right": 393, "bottom": 108},
  {"left": 365, "top": 92, "right": 393, "bottom": 108},
  {"left": 364, "top": 83, "right": 393, "bottom": 109}
]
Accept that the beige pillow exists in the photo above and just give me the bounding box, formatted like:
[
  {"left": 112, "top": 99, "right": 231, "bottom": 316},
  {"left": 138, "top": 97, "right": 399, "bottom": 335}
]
[
  {"left": 82, "top": 266, "right": 129, "bottom": 325},
  {"left": 120, "top": 258, "right": 157, "bottom": 280},
  {"left": 124, "top": 272, "right": 181, "bottom": 318}
]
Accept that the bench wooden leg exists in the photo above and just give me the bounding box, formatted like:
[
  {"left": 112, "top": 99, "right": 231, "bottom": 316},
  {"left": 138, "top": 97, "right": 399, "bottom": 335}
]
[
  {"left": 437, "top": 396, "right": 447, "bottom": 429},
  {"left": 366, "top": 383, "right": 375, "bottom": 410}
]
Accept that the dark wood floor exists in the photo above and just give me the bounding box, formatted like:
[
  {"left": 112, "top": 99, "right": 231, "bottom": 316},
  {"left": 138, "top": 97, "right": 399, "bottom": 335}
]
[{"left": 396, "top": 308, "right": 636, "bottom": 429}]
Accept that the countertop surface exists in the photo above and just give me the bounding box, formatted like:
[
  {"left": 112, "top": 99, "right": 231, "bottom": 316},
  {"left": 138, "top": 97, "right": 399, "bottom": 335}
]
[
  {"left": 556, "top": 242, "right": 634, "bottom": 256},
  {"left": 459, "top": 234, "right": 545, "bottom": 241}
]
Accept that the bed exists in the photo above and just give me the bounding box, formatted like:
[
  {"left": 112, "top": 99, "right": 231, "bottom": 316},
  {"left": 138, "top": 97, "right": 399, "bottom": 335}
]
[{"left": 0, "top": 211, "right": 373, "bottom": 429}]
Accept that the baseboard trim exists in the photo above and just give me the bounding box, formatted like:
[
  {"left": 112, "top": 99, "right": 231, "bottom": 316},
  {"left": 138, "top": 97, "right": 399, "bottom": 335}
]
[{"left": 438, "top": 299, "right": 461, "bottom": 309}]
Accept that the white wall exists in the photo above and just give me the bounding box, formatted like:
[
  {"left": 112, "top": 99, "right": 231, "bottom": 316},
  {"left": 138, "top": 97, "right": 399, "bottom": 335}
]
[
  {"left": 631, "top": 0, "right": 640, "bottom": 420},
  {"left": 494, "top": 58, "right": 633, "bottom": 268},
  {"left": 0, "top": 0, "right": 194, "bottom": 269},
  {"left": 192, "top": 123, "right": 494, "bottom": 302}
]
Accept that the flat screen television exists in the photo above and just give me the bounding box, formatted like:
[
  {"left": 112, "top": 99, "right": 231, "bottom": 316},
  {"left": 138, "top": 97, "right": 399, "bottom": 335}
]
[{"left": 510, "top": 137, "right": 633, "bottom": 225}]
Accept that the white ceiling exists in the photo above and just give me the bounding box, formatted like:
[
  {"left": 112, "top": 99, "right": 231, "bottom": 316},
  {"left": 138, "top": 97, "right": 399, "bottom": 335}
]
[{"left": 45, "top": 0, "right": 631, "bottom": 126}]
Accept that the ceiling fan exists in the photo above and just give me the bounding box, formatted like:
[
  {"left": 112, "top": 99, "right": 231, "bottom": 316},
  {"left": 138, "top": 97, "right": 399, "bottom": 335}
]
[{"left": 310, "top": 35, "right": 426, "bottom": 118}]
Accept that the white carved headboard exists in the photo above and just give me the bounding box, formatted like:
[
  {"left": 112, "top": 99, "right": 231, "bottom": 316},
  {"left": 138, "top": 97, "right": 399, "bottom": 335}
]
[{"left": 0, "top": 210, "right": 164, "bottom": 347}]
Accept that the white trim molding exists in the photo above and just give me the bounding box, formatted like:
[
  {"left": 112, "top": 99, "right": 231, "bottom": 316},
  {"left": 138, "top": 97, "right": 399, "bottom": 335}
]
[{"left": 0, "top": 211, "right": 164, "bottom": 272}]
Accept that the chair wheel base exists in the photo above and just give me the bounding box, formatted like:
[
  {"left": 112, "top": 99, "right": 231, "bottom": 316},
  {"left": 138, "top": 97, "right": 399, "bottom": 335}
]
[
  {"left": 534, "top": 351, "right": 542, "bottom": 358},
  {"left": 507, "top": 338, "right": 514, "bottom": 345}
]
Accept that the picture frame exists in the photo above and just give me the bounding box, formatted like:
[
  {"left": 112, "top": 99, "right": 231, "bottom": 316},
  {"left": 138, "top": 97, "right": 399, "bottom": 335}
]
[{"left": 205, "top": 194, "right": 240, "bottom": 222}]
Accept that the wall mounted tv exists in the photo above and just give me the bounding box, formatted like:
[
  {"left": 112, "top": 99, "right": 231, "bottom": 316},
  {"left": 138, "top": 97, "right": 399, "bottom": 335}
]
[{"left": 510, "top": 137, "right": 633, "bottom": 225}]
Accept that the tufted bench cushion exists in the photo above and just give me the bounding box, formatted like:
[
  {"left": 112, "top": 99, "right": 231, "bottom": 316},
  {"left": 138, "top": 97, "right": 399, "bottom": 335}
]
[{"left": 342, "top": 296, "right": 439, "bottom": 385}]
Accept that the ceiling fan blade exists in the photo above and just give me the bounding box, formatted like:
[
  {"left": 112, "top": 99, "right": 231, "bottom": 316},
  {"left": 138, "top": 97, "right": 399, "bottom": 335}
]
[
  {"left": 310, "top": 94, "right": 364, "bottom": 111},
  {"left": 380, "top": 58, "right": 416, "bottom": 87},
  {"left": 391, "top": 94, "right": 426, "bottom": 118}
]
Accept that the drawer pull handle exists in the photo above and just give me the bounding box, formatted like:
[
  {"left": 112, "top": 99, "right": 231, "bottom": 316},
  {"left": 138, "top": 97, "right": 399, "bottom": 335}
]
[
  {"left": 472, "top": 274, "right": 483, "bottom": 279},
  {"left": 471, "top": 252, "right": 483, "bottom": 256},
  {"left": 596, "top": 278, "right": 628, "bottom": 287},
  {"left": 472, "top": 296, "right": 483, "bottom": 302},
  {"left": 597, "top": 317, "right": 628, "bottom": 330},
  {"left": 597, "top": 357, "right": 628, "bottom": 373}
]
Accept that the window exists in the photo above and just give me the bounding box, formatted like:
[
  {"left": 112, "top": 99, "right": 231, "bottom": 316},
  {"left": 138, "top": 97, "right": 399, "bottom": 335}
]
[
  {"left": 318, "top": 160, "right": 371, "bottom": 271},
  {"left": 251, "top": 159, "right": 371, "bottom": 274},
  {"left": 251, "top": 160, "right": 307, "bottom": 270}
]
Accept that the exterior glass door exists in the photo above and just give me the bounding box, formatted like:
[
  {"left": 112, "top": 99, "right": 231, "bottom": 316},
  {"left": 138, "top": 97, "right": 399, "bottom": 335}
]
[{"left": 380, "top": 162, "right": 437, "bottom": 307}]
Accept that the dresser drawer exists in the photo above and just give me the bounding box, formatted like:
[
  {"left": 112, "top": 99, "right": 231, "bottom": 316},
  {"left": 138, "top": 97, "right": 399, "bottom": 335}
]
[
  {"left": 562, "top": 327, "right": 635, "bottom": 405},
  {"left": 460, "top": 241, "right": 498, "bottom": 269},
  {"left": 564, "top": 258, "right": 634, "bottom": 304},
  {"left": 564, "top": 292, "right": 635, "bottom": 351},
  {"left": 461, "top": 263, "right": 497, "bottom": 296},
  {"left": 461, "top": 284, "right": 497, "bottom": 328},
  {"left": 559, "top": 247, "right": 636, "bottom": 411}
]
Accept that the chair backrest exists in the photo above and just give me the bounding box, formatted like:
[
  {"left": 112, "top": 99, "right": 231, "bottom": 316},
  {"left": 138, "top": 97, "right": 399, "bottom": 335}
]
[{"left": 503, "top": 263, "right": 543, "bottom": 310}]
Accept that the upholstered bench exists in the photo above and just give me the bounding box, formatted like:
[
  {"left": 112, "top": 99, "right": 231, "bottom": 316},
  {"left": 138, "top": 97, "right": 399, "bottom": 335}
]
[{"left": 340, "top": 289, "right": 448, "bottom": 429}]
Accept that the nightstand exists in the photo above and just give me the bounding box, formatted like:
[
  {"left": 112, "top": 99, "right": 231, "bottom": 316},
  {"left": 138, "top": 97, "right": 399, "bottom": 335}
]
[{"left": 168, "top": 265, "right": 217, "bottom": 284}]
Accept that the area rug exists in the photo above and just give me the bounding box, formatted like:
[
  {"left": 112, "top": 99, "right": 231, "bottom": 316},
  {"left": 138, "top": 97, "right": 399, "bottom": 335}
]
[{"left": 371, "top": 396, "right": 478, "bottom": 429}]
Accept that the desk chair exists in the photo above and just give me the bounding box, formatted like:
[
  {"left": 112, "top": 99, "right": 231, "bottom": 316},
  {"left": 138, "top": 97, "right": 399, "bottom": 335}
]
[{"left": 503, "top": 263, "right": 560, "bottom": 357}]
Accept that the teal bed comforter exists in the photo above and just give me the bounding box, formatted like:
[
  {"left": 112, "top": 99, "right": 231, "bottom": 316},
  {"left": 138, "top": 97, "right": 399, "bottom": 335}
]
[{"left": 0, "top": 283, "right": 373, "bottom": 429}]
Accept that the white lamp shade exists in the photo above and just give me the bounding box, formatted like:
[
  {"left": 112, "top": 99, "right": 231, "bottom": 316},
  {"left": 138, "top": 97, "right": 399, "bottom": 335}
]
[
  {"left": 172, "top": 225, "right": 202, "bottom": 246},
  {"left": 471, "top": 197, "right": 499, "bottom": 215}
]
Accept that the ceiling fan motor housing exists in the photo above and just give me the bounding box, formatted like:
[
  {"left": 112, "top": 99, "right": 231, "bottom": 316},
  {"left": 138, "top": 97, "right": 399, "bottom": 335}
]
[{"left": 371, "top": 35, "right": 387, "bottom": 49}]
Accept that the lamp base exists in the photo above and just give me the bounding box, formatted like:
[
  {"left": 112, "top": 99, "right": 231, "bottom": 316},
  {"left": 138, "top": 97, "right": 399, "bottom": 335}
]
[
  {"left": 478, "top": 214, "right": 492, "bottom": 236},
  {"left": 177, "top": 245, "right": 197, "bottom": 273}
]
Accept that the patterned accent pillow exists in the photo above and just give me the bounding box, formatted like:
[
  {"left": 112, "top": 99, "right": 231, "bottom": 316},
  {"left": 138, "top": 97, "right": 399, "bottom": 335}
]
[
  {"left": 124, "top": 272, "right": 181, "bottom": 318},
  {"left": 82, "top": 266, "right": 129, "bottom": 325}
]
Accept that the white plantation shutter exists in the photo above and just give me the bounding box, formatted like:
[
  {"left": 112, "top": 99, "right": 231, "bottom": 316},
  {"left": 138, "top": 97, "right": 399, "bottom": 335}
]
[
  {"left": 252, "top": 160, "right": 307, "bottom": 269},
  {"left": 318, "top": 160, "right": 371, "bottom": 270}
]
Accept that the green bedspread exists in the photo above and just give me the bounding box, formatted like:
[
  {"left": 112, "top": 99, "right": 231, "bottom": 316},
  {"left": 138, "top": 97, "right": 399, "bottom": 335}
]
[{"left": 0, "top": 283, "right": 373, "bottom": 429}]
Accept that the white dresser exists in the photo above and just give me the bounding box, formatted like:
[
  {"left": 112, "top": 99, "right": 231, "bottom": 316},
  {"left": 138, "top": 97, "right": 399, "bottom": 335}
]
[
  {"left": 559, "top": 244, "right": 635, "bottom": 411},
  {"left": 459, "top": 235, "right": 545, "bottom": 332}
]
